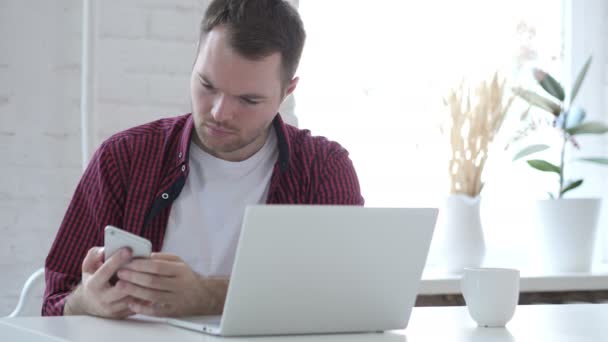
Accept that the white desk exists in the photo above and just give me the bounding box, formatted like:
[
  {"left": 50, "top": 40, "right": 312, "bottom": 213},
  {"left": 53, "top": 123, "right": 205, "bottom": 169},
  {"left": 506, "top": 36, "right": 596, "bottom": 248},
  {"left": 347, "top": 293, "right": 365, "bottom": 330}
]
[
  {"left": 419, "top": 262, "right": 608, "bottom": 295},
  {"left": 419, "top": 270, "right": 608, "bottom": 295},
  {"left": 2, "top": 304, "right": 607, "bottom": 341}
]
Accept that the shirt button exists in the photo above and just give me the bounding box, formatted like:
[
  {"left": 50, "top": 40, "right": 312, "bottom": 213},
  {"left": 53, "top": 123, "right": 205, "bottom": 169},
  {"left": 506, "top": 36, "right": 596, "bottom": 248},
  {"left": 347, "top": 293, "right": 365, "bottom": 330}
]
[
  {"left": 178, "top": 152, "right": 183, "bottom": 159},
  {"left": 161, "top": 193, "right": 169, "bottom": 200},
  {"left": 181, "top": 165, "right": 186, "bottom": 172}
]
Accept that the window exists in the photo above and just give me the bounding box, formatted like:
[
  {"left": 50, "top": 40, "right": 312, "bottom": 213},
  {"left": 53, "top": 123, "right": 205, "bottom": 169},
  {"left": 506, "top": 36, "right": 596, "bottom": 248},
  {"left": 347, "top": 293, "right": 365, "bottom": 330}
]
[{"left": 297, "top": 0, "right": 564, "bottom": 268}]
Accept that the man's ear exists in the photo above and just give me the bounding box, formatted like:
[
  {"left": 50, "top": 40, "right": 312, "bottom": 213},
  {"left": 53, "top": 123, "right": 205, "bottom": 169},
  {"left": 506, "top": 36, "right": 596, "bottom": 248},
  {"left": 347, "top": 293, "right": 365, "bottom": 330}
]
[{"left": 284, "top": 77, "right": 299, "bottom": 97}]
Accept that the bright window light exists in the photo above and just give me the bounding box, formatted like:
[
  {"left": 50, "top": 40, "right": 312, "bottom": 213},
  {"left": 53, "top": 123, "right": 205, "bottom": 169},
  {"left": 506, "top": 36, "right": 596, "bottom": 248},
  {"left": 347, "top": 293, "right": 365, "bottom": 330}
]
[{"left": 296, "top": 0, "right": 563, "bottom": 268}]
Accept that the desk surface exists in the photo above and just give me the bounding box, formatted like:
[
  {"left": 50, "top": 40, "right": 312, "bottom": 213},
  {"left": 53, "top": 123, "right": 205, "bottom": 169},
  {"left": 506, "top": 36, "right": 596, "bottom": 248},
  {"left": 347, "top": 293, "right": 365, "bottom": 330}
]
[
  {"left": 420, "top": 266, "right": 608, "bottom": 295},
  {"left": 2, "top": 304, "right": 607, "bottom": 341}
]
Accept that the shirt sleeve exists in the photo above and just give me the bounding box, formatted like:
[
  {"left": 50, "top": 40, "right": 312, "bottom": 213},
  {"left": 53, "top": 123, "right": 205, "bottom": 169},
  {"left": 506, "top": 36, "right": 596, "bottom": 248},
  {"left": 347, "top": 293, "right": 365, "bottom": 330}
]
[
  {"left": 42, "top": 140, "right": 128, "bottom": 316},
  {"left": 313, "top": 148, "right": 365, "bottom": 205}
]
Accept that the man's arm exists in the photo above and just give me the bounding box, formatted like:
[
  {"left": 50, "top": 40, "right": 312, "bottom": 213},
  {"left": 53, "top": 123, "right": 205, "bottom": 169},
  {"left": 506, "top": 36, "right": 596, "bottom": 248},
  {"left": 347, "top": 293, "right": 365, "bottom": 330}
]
[
  {"left": 43, "top": 140, "right": 128, "bottom": 316},
  {"left": 312, "top": 148, "right": 364, "bottom": 205}
]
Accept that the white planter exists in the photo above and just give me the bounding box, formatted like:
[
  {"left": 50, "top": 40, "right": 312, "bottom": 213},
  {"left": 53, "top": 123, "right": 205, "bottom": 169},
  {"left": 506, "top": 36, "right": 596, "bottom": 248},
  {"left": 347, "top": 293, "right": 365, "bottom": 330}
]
[
  {"left": 435, "top": 194, "right": 486, "bottom": 273},
  {"left": 535, "top": 198, "right": 602, "bottom": 273}
]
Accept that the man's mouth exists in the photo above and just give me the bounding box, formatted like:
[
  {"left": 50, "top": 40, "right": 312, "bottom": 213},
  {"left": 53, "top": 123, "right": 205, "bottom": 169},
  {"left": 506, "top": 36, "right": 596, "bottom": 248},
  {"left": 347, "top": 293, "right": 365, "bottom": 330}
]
[{"left": 205, "top": 124, "right": 235, "bottom": 136}]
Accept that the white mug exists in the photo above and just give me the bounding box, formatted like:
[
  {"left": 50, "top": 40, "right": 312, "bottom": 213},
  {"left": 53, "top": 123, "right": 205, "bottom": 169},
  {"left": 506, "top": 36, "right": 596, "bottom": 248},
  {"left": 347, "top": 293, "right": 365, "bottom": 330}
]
[{"left": 461, "top": 268, "right": 520, "bottom": 327}]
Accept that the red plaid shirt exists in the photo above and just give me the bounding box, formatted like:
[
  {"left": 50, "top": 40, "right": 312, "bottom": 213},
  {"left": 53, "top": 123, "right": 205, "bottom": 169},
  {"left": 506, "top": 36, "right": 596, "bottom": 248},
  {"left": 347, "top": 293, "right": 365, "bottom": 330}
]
[{"left": 43, "top": 113, "right": 363, "bottom": 316}]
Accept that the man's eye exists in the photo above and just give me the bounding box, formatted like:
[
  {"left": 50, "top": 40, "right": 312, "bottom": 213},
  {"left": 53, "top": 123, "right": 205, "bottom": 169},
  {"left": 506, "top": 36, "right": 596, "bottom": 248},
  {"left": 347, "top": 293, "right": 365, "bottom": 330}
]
[
  {"left": 201, "top": 83, "right": 214, "bottom": 90},
  {"left": 240, "top": 97, "right": 259, "bottom": 105}
]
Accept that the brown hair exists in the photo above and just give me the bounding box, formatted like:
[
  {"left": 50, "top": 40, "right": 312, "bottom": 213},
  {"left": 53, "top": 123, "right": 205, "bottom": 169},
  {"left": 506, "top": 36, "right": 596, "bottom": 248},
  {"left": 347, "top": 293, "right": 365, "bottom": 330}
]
[{"left": 200, "top": 0, "right": 306, "bottom": 88}]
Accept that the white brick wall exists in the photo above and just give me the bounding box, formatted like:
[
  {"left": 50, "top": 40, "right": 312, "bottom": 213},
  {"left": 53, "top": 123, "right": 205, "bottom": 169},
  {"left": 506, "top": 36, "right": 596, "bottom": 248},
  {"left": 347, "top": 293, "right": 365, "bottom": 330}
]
[
  {"left": 94, "top": 0, "right": 208, "bottom": 148},
  {"left": 0, "top": 0, "right": 82, "bottom": 316}
]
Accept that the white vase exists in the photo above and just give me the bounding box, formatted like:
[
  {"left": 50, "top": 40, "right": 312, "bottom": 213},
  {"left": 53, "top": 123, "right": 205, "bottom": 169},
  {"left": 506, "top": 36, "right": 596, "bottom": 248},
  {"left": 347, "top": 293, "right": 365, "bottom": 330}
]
[
  {"left": 435, "top": 194, "right": 486, "bottom": 273},
  {"left": 535, "top": 198, "right": 602, "bottom": 273}
]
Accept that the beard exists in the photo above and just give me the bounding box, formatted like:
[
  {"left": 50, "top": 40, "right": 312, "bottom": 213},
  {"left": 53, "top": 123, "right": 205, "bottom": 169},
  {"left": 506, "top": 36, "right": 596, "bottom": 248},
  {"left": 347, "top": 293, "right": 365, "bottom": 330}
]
[{"left": 193, "top": 113, "right": 272, "bottom": 157}]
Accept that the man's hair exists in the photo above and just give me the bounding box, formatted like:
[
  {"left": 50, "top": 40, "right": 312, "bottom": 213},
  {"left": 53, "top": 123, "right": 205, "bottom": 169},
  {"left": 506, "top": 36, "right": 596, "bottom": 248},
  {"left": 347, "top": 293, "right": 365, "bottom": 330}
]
[{"left": 200, "top": 0, "right": 306, "bottom": 88}]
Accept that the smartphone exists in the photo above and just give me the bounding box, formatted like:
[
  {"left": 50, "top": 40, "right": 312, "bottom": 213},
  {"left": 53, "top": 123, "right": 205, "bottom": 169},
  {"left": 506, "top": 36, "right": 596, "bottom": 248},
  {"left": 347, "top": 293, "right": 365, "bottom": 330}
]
[{"left": 104, "top": 225, "right": 152, "bottom": 261}]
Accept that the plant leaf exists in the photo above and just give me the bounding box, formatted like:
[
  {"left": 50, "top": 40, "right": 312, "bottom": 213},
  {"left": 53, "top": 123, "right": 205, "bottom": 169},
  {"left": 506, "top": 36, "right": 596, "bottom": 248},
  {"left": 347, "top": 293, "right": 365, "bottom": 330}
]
[
  {"left": 566, "top": 121, "right": 608, "bottom": 135},
  {"left": 547, "top": 192, "right": 555, "bottom": 199},
  {"left": 535, "top": 69, "right": 565, "bottom": 101},
  {"left": 566, "top": 107, "right": 586, "bottom": 129},
  {"left": 527, "top": 159, "right": 561, "bottom": 174},
  {"left": 560, "top": 179, "right": 584, "bottom": 197},
  {"left": 570, "top": 56, "right": 592, "bottom": 105},
  {"left": 512, "top": 87, "right": 561, "bottom": 116},
  {"left": 579, "top": 157, "right": 608, "bottom": 165},
  {"left": 556, "top": 107, "right": 586, "bottom": 130},
  {"left": 513, "top": 144, "right": 550, "bottom": 161}
]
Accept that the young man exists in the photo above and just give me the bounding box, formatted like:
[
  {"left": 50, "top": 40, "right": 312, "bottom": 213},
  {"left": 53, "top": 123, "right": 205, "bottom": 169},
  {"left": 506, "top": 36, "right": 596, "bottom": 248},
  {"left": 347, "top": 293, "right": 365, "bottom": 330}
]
[{"left": 43, "top": 0, "right": 363, "bottom": 318}]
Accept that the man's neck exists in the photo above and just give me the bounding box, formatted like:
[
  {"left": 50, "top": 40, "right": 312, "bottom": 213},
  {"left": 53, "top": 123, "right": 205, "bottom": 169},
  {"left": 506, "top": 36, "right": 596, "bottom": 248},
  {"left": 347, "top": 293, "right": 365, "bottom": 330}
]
[{"left": 194, "top": 127, "right": 271, "bottom": 162}]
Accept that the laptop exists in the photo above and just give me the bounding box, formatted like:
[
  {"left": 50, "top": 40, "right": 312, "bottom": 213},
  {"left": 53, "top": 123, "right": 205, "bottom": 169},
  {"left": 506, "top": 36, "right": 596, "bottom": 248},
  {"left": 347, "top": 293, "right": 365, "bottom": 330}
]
[{"left": 166, "top": 205, "right": 438, "bottom": 336}]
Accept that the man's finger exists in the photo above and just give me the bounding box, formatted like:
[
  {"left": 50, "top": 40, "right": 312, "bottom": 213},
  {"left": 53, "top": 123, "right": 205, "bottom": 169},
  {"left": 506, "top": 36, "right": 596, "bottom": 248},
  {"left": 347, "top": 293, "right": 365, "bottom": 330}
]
[
  {"left": 150, "top": 252, "right": 183, "bottom": 262},
  {"left": 117, "top": 269, "right": 174, "bottom": 291},
  {"left": 122, "top": 259, "right": 178, "bottom": 277},
  {"left": 82, "top": 247, "right": 104, "bottom": 274},
  {"left": 99, "top": 280, "right": 132, "bottom": 304},
  {"left": 120, "top": 280, "right": 171, "bottom": 303},
  {"left": 106, "top": 297, "right": 132, "bottom": 315},
  {"left": 90, "top": 248, "right": 132, "bottom": 289}
]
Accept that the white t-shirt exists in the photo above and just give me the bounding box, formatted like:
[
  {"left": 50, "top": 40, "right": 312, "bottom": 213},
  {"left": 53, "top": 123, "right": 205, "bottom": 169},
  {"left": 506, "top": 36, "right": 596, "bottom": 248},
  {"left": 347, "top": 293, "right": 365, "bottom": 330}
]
[{"left": 162, "top": 130, "right": 278, "bottom": 277}]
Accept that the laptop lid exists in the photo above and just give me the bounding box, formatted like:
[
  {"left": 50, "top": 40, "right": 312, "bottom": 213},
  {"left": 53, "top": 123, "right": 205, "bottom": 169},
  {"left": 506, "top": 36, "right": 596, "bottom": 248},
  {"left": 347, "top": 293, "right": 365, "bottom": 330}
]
[{"left": 216, "top": 205, "right": 437, "bottom": 336}]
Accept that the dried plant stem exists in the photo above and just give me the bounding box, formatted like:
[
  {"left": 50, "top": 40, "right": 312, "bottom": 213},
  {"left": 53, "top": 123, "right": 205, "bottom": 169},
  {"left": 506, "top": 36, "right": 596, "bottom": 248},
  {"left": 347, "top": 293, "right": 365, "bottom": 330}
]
[{"left": 445, "top": 73, "right": 514, "bottom": 197}]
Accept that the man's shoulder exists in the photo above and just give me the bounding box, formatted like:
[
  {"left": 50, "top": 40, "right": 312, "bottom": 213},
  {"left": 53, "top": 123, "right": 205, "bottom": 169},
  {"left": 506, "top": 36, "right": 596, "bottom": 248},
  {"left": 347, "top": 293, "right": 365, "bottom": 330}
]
[
  {"left": 284, "top": 124, "right": 348, "bottom": 160},
  {"left": 100, "top": 114, "right": 190, "bottom": 150}
]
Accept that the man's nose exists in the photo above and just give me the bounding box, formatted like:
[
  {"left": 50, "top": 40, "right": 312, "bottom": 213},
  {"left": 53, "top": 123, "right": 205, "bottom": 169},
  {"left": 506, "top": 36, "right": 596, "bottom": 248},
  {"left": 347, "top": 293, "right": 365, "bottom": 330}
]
[{"left": 210, "top": 93, "right": 234, "bottom": 122}]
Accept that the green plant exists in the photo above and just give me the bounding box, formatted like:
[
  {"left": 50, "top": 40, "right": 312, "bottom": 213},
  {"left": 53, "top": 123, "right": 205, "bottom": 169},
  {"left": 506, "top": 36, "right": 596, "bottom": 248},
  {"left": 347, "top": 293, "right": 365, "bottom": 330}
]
[{"left": 511, "top": 56, "right": 608, "bottom": 198}]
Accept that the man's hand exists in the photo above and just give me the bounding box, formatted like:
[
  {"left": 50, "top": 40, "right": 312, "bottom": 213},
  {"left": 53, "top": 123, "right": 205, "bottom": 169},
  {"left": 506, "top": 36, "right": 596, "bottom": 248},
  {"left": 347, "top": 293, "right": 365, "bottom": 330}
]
[
  {"left": 64, "top": 247, "right": 135, "bottom": 318},
  {"left": 117, "top": 253, "right": 229, "bottom": 317}
]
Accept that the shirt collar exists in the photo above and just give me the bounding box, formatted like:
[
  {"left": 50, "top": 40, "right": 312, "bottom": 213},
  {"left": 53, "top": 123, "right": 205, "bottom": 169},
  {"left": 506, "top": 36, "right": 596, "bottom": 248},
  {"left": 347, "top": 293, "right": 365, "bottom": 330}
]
[{"left": 177, "top": 113, "right": 291, "bottom": 173}]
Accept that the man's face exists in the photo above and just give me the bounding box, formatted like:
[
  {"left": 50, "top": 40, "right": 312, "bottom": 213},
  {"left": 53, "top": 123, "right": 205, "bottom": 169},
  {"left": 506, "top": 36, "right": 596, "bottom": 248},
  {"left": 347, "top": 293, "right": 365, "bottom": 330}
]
[{"left": 190, "top": 26, "right": 297, "bottom": 162}]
